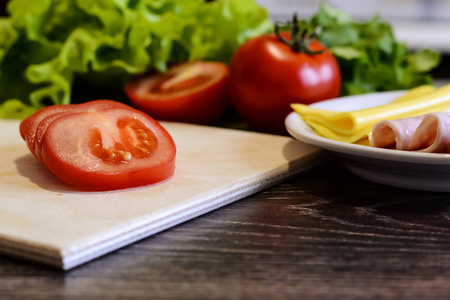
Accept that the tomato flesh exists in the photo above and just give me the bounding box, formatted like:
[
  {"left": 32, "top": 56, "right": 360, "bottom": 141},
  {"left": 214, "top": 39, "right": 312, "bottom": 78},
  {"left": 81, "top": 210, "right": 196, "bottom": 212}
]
[
  {"left": 20, "top": 100, "right": 133, "bottom": 161},
  {"left": 88, "top": 116, "right": 157, "bottom": 163},
  {"left": 21, "top": 101, "right": 176, "bottom": 191},
  {"left": 125, "top": 61, "right": 229, "bottom": 125}
]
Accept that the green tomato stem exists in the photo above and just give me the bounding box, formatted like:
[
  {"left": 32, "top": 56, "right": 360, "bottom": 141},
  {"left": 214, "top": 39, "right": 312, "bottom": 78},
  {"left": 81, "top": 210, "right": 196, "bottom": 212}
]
[{"left": 275, "top": 13, "right": 323, "bottom": 55}]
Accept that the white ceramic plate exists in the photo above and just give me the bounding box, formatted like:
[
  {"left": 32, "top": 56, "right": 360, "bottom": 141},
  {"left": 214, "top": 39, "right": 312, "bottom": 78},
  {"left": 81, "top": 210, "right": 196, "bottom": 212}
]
[{"left": 285, "top": 90, "right": 450, "bottom": 192}]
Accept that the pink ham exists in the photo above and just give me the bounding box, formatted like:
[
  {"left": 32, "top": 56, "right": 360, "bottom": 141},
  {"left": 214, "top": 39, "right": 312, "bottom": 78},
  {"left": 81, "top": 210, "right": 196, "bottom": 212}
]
[
  {"left": 409, "top": 112, "right": 450, "bottom": 153},
  {"left": 371, "top": 116, "right": 425, "bottom": 150}
]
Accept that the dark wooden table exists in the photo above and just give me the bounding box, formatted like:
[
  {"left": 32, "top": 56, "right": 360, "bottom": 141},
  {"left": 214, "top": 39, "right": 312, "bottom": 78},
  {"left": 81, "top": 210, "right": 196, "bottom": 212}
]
[{"left": 2, "top": 158, "right": 450, "bottom": 299}]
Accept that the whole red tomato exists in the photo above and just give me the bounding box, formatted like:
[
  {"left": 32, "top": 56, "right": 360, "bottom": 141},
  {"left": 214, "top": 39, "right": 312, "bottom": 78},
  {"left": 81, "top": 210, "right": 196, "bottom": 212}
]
[{"left": 229, "top": 18, "right": 341, "bottom": 134}]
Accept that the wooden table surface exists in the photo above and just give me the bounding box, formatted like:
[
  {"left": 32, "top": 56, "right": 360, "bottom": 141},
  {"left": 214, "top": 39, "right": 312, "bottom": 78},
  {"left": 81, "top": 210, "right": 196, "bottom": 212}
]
[{"left": 2, "top": 158, "right": 450, "bottom": 299}]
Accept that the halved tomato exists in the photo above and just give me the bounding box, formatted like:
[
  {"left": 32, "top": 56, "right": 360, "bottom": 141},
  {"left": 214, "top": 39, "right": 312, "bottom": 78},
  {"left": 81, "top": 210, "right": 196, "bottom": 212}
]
[
  {"left": 21, "top": 101, "right": 176, "bottom": 191},
  {"left": 124, "top": 61, "right": 229, "bottom": 125}
]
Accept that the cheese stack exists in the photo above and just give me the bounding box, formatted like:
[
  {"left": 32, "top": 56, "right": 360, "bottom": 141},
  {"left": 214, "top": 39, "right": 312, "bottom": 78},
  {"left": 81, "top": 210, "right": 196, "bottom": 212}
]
[{"left": 291, "top": 85, "right": 450, "bottom": 144}]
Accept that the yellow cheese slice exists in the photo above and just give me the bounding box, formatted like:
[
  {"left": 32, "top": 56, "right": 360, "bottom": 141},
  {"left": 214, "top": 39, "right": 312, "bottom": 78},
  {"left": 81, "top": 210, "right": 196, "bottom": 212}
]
[
  {"left": 390, "top": 85, "right": 435, "bottom": 103},
  {"left": 291, "top": 85, "right": 450, "bottom": 143},
  {"left": 305, "top": 120, "right": 373, "bottom": 144}
]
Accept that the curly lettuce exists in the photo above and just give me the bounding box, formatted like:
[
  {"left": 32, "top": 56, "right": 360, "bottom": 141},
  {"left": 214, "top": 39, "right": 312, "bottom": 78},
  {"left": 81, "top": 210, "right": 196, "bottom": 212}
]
[
  {"left": 0, "top": 0, "right": 272, "bottom": 119},
  {"left": 310, "top": 4, "right": 441, "bottom": 96}
]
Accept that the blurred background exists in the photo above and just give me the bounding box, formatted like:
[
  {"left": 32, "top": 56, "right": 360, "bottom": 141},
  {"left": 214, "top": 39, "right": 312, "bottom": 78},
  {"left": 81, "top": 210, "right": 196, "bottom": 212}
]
[
  {"left": 1, "top": 0, "right": 449, "bottom": 52},
  {"left": 0, "top": 1, "right": 5, "bottom": 16},
  {"left": 1, "top": 0, "right": 449, "bottom": 75},
  {"left": 255, "top": 0, "right": 450, "bottom": 79},
  {"left": 256, "top": 0, "right": 450, "bottom": 53}
]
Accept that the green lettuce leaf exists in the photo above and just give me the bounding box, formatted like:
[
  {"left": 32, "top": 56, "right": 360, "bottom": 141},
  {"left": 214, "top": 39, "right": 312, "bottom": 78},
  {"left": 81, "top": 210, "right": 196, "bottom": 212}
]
[
  {"left": 310, "top": 4, "right": 441, "bottom": 96},
  {"left": 0, "top": 0, "right": 272, "bottom": 119}
]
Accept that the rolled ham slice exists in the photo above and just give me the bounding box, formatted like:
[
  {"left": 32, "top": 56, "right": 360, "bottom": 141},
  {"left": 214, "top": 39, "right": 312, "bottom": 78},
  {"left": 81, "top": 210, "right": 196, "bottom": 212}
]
[
  {"left": 370, "top": 116, "right": 425, "bottom": 150},
  {"left": 409, "top": 112, "right": 450, "bottom": 153}
]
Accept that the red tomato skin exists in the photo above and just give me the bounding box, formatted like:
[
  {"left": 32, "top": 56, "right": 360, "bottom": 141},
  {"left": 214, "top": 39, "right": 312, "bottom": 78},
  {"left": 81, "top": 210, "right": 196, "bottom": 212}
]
[
  {"left": 125, "top": 61, "right": 229, "bottom": 125},
  {"left": 229, "top": 33, "right": 341, "bottom": 134},
  {"left": 39, "top": 107, "right": 176, "bottom": 191},
  {"left": 41, "top": 148, "right": 175, "bottom": 191},
  {"left": 20, "top": 105, "right": 74, "bottom": 159}
]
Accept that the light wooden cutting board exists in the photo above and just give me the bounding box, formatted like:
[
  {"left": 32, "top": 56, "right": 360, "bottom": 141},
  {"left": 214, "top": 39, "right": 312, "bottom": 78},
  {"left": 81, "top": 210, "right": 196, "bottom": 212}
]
[{"left": 0, "top": 119, "right": 323, "bottom": 270}]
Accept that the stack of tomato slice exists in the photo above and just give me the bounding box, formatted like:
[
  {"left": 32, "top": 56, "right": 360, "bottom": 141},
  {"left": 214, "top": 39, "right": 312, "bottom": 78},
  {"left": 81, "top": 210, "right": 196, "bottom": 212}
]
[{"left": 20, "top": 100, "right": 176, "bottom": 191}]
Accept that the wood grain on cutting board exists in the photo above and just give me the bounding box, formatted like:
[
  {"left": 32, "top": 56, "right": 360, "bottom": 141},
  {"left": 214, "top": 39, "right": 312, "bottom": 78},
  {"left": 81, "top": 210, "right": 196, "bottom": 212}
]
[{"left": 0, "top": 120, "right": 323, "bottom": 269}]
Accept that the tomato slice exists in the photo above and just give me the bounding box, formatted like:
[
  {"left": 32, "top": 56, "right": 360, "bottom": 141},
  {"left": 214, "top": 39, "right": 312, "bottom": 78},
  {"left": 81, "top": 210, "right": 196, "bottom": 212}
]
[
  {"left": 20, "top": 100, "right": 176, "bottom": 191},
  {"left": 20, "top": 105, "right": 75, "bottom": 158},
  {"left": 124, "top": 61, "right": 229, "bottom": 125},
  {"left": 39, "top": 107, "right": 176, "bottom": 191},
  {"left": 20, "top": 100, "right": 133, "bottom": 160}
]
